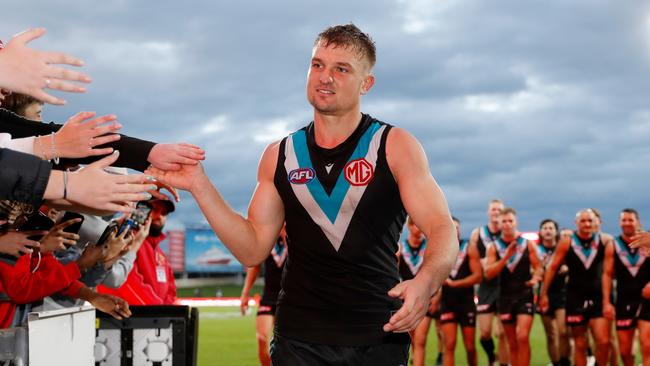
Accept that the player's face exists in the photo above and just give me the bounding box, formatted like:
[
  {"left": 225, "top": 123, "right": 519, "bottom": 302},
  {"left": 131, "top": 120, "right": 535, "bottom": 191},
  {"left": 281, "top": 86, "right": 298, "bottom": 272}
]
[
  {"left": 487, "top": 202, "right": 504, "bottom": 223},
  {"left": 575, "top": 212, "right": 594, "bottom": 237},
  {"left": 150, "top": 201, "right": 168, "bottom": 228},
  {"left": 540, "top": 222, "right": 557, "bottom": 244},
  {"left": 619, "top": 212, "right": 638, "bottom": 237},
  {"left": 499, "top": 213, "right": 517, "bottom": 237},
  {"left": 307, "top": 42, "right": 373, "bottom": 116}
]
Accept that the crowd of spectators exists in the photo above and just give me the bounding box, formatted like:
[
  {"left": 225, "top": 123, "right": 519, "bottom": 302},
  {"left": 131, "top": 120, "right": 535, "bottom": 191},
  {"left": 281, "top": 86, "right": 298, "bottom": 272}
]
[{"left": 0, "top": 27, "right": 198, "bottom": 328}]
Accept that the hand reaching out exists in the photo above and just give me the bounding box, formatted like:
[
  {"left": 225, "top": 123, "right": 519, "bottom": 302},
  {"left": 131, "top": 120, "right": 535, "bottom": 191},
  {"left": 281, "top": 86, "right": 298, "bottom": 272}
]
[
  {"left": 39, "top": 218, "right": 81, "bottom": 252},
  {"left": 0, "top": 28, "right": 91, "bottom": 105},
  {"left": 0, "top": 231, "right": 44, "bottom": 256},
  {"left": 51, "top": 112, "right": 122, "bottom": 158},
  {"left": 148, "top": 143, "right": 205, "bottom": 171}
]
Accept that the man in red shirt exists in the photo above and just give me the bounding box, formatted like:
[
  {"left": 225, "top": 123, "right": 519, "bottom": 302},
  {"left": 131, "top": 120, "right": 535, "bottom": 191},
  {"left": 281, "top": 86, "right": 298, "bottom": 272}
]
[{"left": 102, "top": 199, "right": 177, "bottom": 305}]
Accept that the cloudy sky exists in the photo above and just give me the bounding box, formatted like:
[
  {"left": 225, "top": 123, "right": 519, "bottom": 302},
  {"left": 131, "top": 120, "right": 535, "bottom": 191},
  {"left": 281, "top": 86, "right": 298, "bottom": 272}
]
[{"left": 4, "top": 0, "right": 650, "bottom": 236}]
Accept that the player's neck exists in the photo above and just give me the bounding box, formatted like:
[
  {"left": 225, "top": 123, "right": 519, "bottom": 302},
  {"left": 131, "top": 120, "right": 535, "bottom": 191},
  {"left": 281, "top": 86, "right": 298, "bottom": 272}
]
[
  {"left": 542, "top": 239, "right": 555, "bottom": 249},
  {"left": 408, "top": 234, "right": 424, "bottom": 247},
  {"left": 620, "top": 232, "right": 633, "bottom": 243},
  {"left": 313, "top": 110, "right": 362, "bottom": 148},
  {"left": 502, "top": 231, "right": 519, "bottom": 242},
  {"left": 487, "top": 221, "right": 499, "bottom": 233},
  {"left": 576, "top": 231, "right": 593, "bottom": 241}
]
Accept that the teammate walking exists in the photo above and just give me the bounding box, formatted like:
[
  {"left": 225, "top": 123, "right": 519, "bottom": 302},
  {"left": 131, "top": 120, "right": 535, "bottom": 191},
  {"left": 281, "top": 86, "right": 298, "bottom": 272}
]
[
  {"left": 540, "top": 209, "right": 611, "bottom": 366},
  {"left": 439, "top": 216, "right": 482, "bottom": 366},
  {"left": 485, "top": 208, "right": 543, "bottom": 366}
]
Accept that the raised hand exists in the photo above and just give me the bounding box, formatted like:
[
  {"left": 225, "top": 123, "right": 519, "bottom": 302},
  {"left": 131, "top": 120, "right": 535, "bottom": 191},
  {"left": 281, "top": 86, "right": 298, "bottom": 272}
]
[
  {"left": 630, "top": 231, "right": 650, "bottom": 251},
  {"left": 0, "top": 231, "right": 45, "bottom": 256},
  {"left": 39, "top": 218, "right": 81, "bottom": 252},
  {"left": 65, "top": 151, "right": 156, "bottom": 212},
  {"left": 148, "top": 143, "right": 205, "bottom": 171},
  {"left": 51, "top": 112, "right": 121, "bottom": 158},
  {"left": 146, "top": 161, "right": 205, "bottom": 192},
  {"left": 0, "top": 28, "right": 91, "bottom": 105}
]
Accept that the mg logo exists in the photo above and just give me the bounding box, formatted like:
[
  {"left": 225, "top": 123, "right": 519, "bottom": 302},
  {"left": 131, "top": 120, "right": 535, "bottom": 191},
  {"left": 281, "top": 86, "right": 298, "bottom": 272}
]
[
  {"left": 344, "top": 158, "right": 374, "bottom": 186},
  {"left": 288, "top": 168, "right": 315, "bottom": 184}
]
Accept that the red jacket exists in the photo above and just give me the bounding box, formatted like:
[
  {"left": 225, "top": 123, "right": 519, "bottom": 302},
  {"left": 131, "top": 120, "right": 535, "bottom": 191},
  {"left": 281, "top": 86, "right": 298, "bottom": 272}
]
[
  {"left": 99, "top": 234, "right": 176, "bottom": 305},
  {"left": 0, "top": 253, "right": 83, "bottom": 328}
]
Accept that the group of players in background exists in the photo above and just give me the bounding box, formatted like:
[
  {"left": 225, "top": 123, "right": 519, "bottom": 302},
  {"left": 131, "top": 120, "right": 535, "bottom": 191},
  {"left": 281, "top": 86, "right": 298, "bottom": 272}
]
[{"left": 242, "top": 199, "right": 650, "bottom": 366}]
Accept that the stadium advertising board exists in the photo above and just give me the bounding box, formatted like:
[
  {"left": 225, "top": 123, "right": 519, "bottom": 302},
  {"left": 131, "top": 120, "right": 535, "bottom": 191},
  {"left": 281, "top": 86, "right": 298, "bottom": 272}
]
[{"left": 185, "top": 227, "right": 244, "bottom": 273}]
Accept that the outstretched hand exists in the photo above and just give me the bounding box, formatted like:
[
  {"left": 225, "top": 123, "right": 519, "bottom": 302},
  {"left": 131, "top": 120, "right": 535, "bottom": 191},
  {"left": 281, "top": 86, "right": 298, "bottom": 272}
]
[
  {"left": 383, "top": 278, "right": 435, "bottom": 333},
  {"left": 146, "top": 162, "right": 206, "bottom": 192},
  {"left": 67, "top": 151, "right": 156, "bottom": 212},
  {"left": 0, "top": 28, "right": 91, "bottom": 105},
  {"left": 148, "top": 143, "right": 205, "bottom": 171},
  {"left": 54, "top": 112, "right": 121, "bottom": 158}
]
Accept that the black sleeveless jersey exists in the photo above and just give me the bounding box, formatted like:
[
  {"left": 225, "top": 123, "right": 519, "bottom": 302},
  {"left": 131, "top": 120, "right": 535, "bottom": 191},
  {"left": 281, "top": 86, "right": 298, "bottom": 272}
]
[
  {"left": 398, "top": 238, "right": 427, "bottom": 281},
  {"left": 442, "top": 239, "right": 474, "bottom": 301},
  {"left": 613, "top": 235, "right": 650, "bottom": 302},
  {"left": 535, "top": 243, "right": 567, "bottom": 296},
  {"left": 494, "top": 236, "right": 532, "bottom": 298},
  {"left": 477, "top": 225, "right": 500, "bottom": 289},
  {"left": 565, "top": 233, "right": 604, "bottom": 298},
  {"left": 261, "top": 236, "right": 288, "bottom": 304},
  {"left": 273, "top": 114, "right": 408, "bottom": 346}
]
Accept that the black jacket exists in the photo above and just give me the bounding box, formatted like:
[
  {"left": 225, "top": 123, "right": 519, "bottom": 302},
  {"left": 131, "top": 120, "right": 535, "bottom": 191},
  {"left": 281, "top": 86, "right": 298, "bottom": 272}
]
[
  {"left": 0, "top": 108, "right": 155, "bottom": 172},
  {"left": 0, "top": 148, "right": 51, "bottom": 207}
]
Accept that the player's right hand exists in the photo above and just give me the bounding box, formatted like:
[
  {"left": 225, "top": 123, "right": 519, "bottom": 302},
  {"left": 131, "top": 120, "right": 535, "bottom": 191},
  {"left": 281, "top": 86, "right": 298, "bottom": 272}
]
[
  {"left": 538, "top": 294, "right": 549, "bottom": 313},
  {"left": 603, "top": 302, "right": 616, "bottom": 320},
  {"left": 240, "top": 294, "right": 250, "bottom": 316}
]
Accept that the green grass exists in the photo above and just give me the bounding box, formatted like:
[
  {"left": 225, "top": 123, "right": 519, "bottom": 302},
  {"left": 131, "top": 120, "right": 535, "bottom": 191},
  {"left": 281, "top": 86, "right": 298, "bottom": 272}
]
[{"left": 195, "top": 306, "right": 561, "bottom": 366}]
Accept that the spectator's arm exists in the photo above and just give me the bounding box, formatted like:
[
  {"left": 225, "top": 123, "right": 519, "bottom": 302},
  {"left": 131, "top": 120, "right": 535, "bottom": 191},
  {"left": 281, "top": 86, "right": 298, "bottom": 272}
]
[{"left": 101, "top": 251, "right": 136, "bottom": 288}]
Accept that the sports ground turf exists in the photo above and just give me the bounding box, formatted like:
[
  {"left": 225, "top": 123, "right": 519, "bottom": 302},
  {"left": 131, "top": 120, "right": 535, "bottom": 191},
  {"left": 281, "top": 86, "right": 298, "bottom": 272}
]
[
  {"left": 183, "top": 285, "right": 640, "bottom": 365},
  {"left": 196, "top": 306, "right": 557, "bottom": 365}
]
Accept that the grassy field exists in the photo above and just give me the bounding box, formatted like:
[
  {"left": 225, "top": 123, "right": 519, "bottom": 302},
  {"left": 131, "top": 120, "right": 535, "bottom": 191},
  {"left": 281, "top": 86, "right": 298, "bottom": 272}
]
[
  {"left": 185, "top": 285, "right": 637, "bottom": 365},
  {"left": 195, "top": 306, "right": 554, "bottom": 365}
]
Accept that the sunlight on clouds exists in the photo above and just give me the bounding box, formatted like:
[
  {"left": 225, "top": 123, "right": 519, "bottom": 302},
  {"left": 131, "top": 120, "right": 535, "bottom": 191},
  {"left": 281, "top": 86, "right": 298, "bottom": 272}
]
[
  {"left": 253, "top": 119, "right": 293, "bottom": 143},
  {"left": 396, "top": 0, "right": 454, "bottom": 34},
  {"left": 463, "top": 77, "right": 580, "bottom": 114},
  {"left": 95, "top": 40, "right": 179, "bottom": 71},
  {"left": 200, "top": 115, "right": 229, "bottom": 134}
]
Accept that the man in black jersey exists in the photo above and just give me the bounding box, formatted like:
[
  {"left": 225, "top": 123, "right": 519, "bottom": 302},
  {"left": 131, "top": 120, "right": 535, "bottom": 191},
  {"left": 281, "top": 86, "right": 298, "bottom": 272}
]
[
  {"left": 149, "top": 23, "right": 458, "bottom": 365},
  {"left": 485, "top": 208, "right": 543, "bottom": 366},
  {"left": 540, "top": 209, "right": 612, "bottom": 366},
  {"left": 397, "top": 217, "right": 439, "bottom": 366},
  {"left": 535, "top": 219, "right": 570, "bottom": 366},
  {"left": 602, "top": 209, "right": 650, "bottom": 366},
  {"left": 469, "top": 199, "right": 509, "bottom": 366},
  {"left": 439, "top": 216, "right": 481, "bottom": 366},
  {"left": 240, "top": 225, "right": 288, "bottom": 366}
]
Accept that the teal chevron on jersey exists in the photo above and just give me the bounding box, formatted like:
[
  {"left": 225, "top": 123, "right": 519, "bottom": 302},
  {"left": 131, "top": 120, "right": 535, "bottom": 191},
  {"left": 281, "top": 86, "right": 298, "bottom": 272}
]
[{"left": 284, "top": 121, "right": 386, "bottom": 251}]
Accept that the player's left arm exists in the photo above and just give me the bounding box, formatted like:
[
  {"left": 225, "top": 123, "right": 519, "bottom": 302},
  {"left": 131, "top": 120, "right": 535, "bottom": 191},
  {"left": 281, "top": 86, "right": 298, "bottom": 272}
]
[
  {"left": 527, "top": 240, "right": 544, "bottom": 286},
  {"left": 383, "top": 127, "right": 458, "bottom": 333},
  {"left": 447, "top": 240, "right": 482, "bottom": 288}
]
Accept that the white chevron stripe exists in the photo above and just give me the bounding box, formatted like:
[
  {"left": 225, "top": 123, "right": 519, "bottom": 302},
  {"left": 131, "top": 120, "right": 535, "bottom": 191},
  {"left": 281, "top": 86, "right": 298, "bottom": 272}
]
[{"left": 284, "top": 125, "right": 386, "bottom": 251}]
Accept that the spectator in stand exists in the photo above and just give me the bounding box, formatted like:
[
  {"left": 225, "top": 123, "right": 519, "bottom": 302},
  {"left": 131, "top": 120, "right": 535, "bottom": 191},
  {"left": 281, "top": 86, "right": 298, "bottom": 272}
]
[
  {"left": 2, "top": 92, "right": 43, "bottom": 121},
  {"left": 100, "top": 199, "right": 177, "bottom": 305}
]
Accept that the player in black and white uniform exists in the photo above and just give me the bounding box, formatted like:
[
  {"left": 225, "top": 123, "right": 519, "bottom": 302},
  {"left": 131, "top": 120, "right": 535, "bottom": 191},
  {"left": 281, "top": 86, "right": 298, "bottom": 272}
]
[
  {"left": 240, "top": 226, "right": 289, "bottom": 366},
  {"left": 469, "top": 199, "right": 509, "bottom": 366},
  {"left": 540, "top": 209, "right": 612, "bottom": 366},
  {"left": 485, "top": 208, "right": 543, "bottom": 366},
  {"left": 536, "top": 219, "right": 571, "bottom": 366},
  {"left": 603, "top": 209, "right": 650, "bottom": 366},
  {"left": 438, "top": 217, "right": 481, "bottom": 366},
  {"left": 152, "top": 24, "right": 459, "bottom": 366},
  {"left": 398, "top": 217, "right": 438, "bottom": 366}
]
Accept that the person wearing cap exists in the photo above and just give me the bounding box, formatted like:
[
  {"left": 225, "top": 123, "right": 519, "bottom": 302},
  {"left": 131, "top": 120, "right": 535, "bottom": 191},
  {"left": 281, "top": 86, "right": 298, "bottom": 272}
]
[{"left": 99, "top": 199, "right": 177, "bottom": 305}]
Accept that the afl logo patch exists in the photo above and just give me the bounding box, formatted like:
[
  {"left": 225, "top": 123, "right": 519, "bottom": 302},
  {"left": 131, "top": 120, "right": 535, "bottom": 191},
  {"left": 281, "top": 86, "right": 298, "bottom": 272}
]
[
  {"left": 344, "top": 158, "right": 374, "bottom": 186},
  {"left": 288, "top": 168, "right": 315, "bottom": 184}
]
